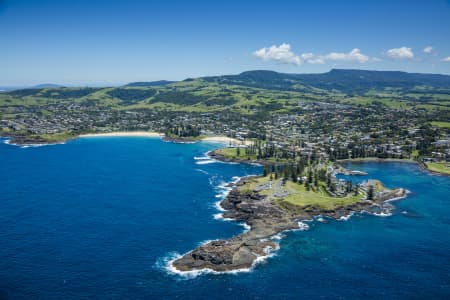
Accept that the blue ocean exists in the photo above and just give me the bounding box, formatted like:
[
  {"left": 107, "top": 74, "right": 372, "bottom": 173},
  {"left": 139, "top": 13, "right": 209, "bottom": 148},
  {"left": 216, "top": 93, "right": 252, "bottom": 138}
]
[{"left": 0, "top": 137, "right": 449, "bottom": 299}]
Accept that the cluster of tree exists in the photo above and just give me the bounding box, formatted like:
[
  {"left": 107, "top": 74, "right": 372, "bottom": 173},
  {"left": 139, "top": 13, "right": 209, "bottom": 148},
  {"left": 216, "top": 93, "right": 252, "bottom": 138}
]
[
  {"left": 165, "top": 124, "right": 201, "bottom": 137},
  {"left": 151, "top": 91, "right": 206, "bottom": 105},
  {"left": 244, "top": 140, "right": 313, "bottom": 161},
  {"left": 326, "top": 144, "right": 411, "bottom": 161}
]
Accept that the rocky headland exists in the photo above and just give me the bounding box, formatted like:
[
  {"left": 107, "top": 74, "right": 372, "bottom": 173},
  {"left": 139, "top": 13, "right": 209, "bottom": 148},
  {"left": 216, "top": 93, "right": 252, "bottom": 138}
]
[{"left": 172, "top": 174, "right": 406, "bottom": 273}]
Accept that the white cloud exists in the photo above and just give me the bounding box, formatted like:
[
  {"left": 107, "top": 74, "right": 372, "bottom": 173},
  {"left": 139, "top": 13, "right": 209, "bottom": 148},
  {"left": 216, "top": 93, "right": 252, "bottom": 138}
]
[
  {"left": 423, "top": 46, "right": 433, "bottom": 54},
  {"left": 301, "top": 53, "right": 325, "bottom": 64},
  {"left": 253, "top": 44, "right": 373, "bottom": 65},
  {"left": 442, "top": 56, "right": 450, "bottom": 62},
  {"left": 385, "top": 47, "right": 414, "bottom": 59},
  {"left": 321, "top": 48, "right": 370, "bottom": 63},
  {"left": 253, "top": 43, "right": 301, "bottom": 65}
]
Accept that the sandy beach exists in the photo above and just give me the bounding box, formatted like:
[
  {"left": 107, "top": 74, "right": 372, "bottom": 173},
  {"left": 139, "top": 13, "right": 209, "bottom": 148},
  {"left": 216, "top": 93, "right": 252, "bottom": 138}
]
[
  {"left": 79, "top": 131, "right": 163, "bottom": 138},
  {"left": 78, "top": 132, "right": 251, "bottom": 146}
]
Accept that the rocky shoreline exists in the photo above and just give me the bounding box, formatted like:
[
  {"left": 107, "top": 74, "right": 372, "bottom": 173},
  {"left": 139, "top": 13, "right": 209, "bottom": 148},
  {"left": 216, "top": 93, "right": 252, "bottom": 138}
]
[
  {"left": 171, "top": 174, "right": 406, "bottom": 273},
  {"left": 0, "top": 133, "right": 52, "bottom": 145},
  {"left": 208, "top": 149, "right": 270, "bottom": 166}
]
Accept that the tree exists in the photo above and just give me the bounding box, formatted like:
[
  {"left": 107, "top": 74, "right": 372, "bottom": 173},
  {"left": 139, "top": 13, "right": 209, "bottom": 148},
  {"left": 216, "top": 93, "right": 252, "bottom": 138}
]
[
  {"left": 354, "top": 184, "right": 360, "bottom": 196},
  {"left": 307, "top": 168, "right": 313, "bottom": 184},
  {"left": 305, "top": 181, "right": 310, "bottom": 191},
  {"left": 367, "top": 185, "right": 374, "bottom": 200}
]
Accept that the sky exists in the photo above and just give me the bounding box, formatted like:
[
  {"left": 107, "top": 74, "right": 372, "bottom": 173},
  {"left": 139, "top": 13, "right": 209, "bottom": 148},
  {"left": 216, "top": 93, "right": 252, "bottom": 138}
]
[{"left": 1, "top": 0, "right": 450, "bottom": 86}]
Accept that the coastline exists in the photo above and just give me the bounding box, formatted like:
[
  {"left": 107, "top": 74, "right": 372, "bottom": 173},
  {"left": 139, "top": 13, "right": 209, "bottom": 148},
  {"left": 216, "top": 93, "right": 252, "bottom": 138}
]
[
  {"left": 2, "top": 131, "right": 248, "bottom": 147},
  {"left": 78, "top": 131, "right": 163, "bottom": 138},
  {"left": 337, "top": 158, "right": 450, "bottom": 177},
  {"left": 171, "top": 152, "right": 407, "bottom": 274}
]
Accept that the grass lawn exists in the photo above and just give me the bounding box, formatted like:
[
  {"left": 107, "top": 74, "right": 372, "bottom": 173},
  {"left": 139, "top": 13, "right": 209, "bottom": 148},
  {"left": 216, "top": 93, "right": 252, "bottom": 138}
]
[
  {"left": 283, "top": 180, "right": 361, "bottom": 209},
  {"left": 215, "top": 147, "right": 293, "bottom": 163},
  {"left": 425, "top": 162, "right": 450, "bottom": 175},
  {"left": 239, "top": 175, "right": 362, "bottom": 210},
  {"left": 33, "top": 132, "right": 79, "bottom": 143},
  {"left": 431, "top": 121, "right": 450, "bottom": 129},
  {"left": 215, "top": 147, "right": 258, "bottom": 160}
]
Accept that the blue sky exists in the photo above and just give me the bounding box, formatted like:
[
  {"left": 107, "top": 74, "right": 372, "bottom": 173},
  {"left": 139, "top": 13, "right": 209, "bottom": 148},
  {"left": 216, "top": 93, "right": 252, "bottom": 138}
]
[{"left": 1, "top": 0, "right": 450, "bottom": 86}]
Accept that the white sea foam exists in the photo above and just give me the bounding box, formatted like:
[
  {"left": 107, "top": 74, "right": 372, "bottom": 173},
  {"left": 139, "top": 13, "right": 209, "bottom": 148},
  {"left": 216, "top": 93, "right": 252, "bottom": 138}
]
[
  {"left": 271, "top": 233, "right": 285, "bottom": 240},
  {"left": 194, "top": 156, "right": 210, "bottom": 160},
  {"left": 214, "top": 200, "right": 225, "bottom": 212},
  {"left": 372, "top": 211, "right": 392, "bottom": 217},
  {"left": 197, "top": 239, "right": 215, "bottom": 247},
  {"left": 213, "top": 213, "right": 223, "bottom": 220},
  {"left": 297, "top": 221, "right": 310, "bottom": 231},
  {"left": 3, "top": 139, "right": 66, "bottom": 148},
  {"left": 195, "top": 169, "right": 209, "bottom": 175},
  {"left": 215, "top": 190, "right": 229, "bottom": 199},
  {"left": 4, "top": 140, "right": 65, "bottom": 149},
  {"left": 338, "top": 212, "right": 354, "bottom": 221},
  {"left": 195, "top": 160, "right": 217, "bottom": 165},
  {"left": 240, "top": 223, "right": 251, "bottom": 232}
]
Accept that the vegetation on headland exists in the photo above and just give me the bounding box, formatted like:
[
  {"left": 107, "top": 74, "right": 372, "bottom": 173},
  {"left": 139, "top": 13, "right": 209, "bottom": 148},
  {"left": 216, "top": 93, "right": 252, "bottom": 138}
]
[
  {"left": 173, "top": 145, "right": 407, "bottom": 273},
  {"left": 424, "top": 162, "right": 450, "bottom": 175},
  {"left": 214, "top": 146, "right": 388, "bottom": 211},
  {"left": 431, "top": 121, "right": 450, "bottom": 129}
]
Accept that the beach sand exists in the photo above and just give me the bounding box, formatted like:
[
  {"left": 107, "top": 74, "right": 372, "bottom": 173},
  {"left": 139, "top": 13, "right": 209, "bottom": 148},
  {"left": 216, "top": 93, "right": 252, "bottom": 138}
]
[{"left": 78, "top": 132, "right": 251, "bottom": 146}]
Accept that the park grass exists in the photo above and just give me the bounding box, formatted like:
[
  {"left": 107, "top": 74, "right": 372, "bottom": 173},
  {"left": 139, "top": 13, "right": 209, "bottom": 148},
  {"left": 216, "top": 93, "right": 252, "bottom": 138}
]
[
  {"left": 215, "top": 147, "right": 293, "bottom": 163},
  {"left": 425, "top": 162, "right": 450, "bottom": 175},
  {"left": 239, "top": 175, "right": 362, "bottom": 210},
  {"left": 283, "top": 180, "right": 361, "bottom": 209},
  {"left": 37, "top": 132, "right": 79, "bottom": 143},
  {"left": 215, "top": 147, "right": 258, "bottom": 160},
  {"left": 431, "top": 121, "right": 450, "bottom": 129}
]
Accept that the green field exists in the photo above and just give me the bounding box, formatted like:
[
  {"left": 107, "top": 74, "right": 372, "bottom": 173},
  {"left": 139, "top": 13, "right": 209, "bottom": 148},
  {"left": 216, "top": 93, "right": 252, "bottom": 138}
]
[
  {"left": 431, "top": 121, "right": 450, "bottom": 129},
  {"left": 239, "top": 176, "right": 362, "bottom": 210},
  {"left": 215, "top": 147, "right": 257, "bottom": 160},
  {"left": 425, "top": 162, "right": 450, "bottom": 175}
]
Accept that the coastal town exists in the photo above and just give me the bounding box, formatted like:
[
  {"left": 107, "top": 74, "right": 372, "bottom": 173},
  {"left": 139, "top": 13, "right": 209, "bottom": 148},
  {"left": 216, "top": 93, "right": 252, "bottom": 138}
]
[{"left": 1, "top": 83, "right": 449, "bottom": 173}]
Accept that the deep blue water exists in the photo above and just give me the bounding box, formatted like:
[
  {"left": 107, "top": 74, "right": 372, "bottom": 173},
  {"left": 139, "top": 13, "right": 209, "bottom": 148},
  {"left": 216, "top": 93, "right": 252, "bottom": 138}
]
[{"left": 0, "top": 137, "right": 449, "bottom": 299}]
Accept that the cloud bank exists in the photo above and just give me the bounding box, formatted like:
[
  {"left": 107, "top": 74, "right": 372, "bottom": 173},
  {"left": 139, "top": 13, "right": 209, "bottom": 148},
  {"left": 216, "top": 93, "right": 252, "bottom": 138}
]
[{"left": 253, "top": 44, "right": 372, "bottom": 65}]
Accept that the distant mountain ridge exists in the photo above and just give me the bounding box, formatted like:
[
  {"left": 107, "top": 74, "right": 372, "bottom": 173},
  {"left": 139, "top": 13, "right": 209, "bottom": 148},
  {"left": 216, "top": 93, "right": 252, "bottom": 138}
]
[
  {"left": 125, "top": 80, "right": 175, "bottom": 87},
  {"left": 203, "top": 69, "right": 450, "bottom": 94},
  {"left": 4, "top": 69, "right": 450, "bottom": 99},
  {"left": 31, "top": 83, "right": 66, "bottom": 89}
]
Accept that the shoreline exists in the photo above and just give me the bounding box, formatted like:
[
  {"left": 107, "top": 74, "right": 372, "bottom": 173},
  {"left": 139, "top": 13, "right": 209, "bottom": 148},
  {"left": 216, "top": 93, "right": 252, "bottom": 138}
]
[
  {"left": 2, "top": 131, "right": 247, "bottom": 147},
  {"left": 171, "top": 155, "right": 407, "bottom": 274},
  {"left": 338, "top": 158, "right": 450, "bottom": 177},
  {"left": 78, "top": 131, "right": 163, "bottom": 138}
]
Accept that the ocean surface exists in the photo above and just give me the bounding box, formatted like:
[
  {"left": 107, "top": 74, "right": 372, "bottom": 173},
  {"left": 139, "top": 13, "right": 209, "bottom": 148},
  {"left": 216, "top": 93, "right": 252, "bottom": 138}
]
[{"left": 0, "top": 137, "right": 449, "bottom": 299}]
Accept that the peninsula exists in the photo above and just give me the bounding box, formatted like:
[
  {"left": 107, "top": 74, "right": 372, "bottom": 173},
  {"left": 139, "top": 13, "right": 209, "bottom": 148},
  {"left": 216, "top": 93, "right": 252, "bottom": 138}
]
[{"left": 172, "top": 148, "right": 406, "bottom": 272}]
